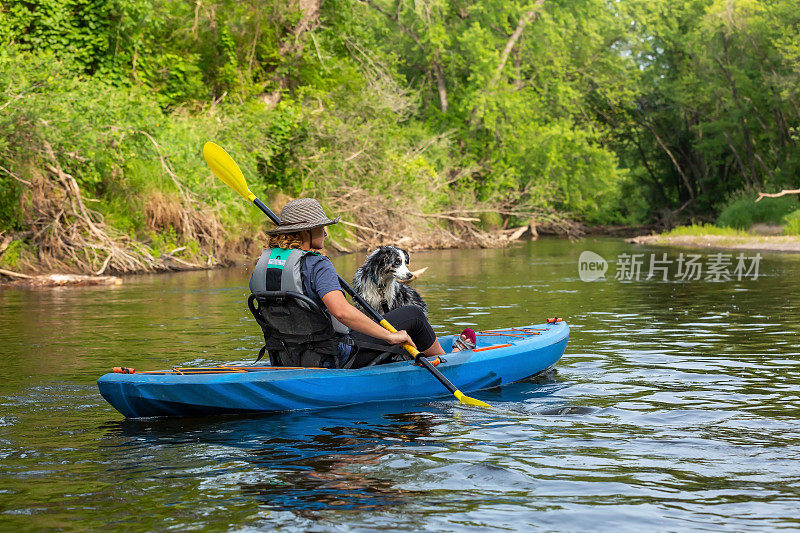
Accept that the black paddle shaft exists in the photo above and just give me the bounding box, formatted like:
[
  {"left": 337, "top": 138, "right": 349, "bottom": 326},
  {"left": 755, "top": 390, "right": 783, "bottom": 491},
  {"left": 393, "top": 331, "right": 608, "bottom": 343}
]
[{"left": 253, "top": 198, "right": 458, "bottom": 393}]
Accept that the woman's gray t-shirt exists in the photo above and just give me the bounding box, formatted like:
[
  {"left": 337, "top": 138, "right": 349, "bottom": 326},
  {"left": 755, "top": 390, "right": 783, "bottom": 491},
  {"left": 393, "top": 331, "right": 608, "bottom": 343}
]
[
  {"left": 301, "top": 254, "right": 343, "bottom": 309},
  {"left": 301, "top": 254, "right": 353, "bottom": 360}
]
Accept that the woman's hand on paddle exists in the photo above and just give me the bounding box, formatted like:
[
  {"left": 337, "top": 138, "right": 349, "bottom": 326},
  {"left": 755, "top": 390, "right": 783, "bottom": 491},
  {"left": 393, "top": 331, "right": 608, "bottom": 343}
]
[
  {"left": 323, "top": 291, "right": 416, "bottom": 347},
  {"left": 387, "top": 330, "right": 416, "bottom": 348}
]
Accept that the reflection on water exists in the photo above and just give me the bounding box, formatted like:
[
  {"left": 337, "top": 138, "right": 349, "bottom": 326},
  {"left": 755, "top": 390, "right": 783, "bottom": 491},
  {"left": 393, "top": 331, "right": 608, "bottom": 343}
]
[
  {"left": 1, "top": 238, "right": 800, "bottom": 530},
  {"left": 101, "top": 406, "right": 438, "bottom": 513}
]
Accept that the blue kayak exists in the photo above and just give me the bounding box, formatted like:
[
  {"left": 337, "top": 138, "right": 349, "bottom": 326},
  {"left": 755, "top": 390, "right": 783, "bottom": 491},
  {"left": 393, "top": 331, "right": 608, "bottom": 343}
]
[{"left": 97, "top": 321, "right": 569, "bottom": 418}]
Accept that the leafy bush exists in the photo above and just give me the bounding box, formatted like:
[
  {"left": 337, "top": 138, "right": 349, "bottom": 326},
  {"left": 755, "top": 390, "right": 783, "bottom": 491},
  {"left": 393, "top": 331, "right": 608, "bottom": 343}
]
[
  {"left": 784, "top": 209, "right": 800, "bottom": 236},
  {"left": 0, "top": 175, "right": 22, "bottom": 232},
  {"left": 0, "top": 239, "right": 24, "bottom": 269},
  {"left": 478, "top": 212, "right": 504, "bottom": 231},
  {"left": 716, "top": 192, "right": 798, "bottom": 229},
  {"left": 0, "top": 50, "right": 260, "bottom": 257}
]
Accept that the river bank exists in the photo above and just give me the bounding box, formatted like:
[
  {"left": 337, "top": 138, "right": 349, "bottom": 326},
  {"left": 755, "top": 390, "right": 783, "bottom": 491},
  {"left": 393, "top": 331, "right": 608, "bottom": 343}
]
[
  {"left": 629, "top": 232, "right": 800, "bottom": 253},
  {"left": 1, "top": 220, "right": 651, "bottom": 287},
  {"left": 0, "top": 227, "right": 533, "bottom": 288}
]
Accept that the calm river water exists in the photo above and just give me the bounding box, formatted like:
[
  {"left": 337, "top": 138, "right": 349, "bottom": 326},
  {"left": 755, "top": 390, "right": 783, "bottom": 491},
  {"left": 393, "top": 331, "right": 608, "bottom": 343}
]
[{"left": 1, "top": 238, "right": 799, "bottom": 531}]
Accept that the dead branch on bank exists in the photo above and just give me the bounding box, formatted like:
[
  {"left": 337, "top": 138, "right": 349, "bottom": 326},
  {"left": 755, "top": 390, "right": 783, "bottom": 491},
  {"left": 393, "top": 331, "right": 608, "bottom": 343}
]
[
  {"left": 339, "top": 219, "right": 391, "bottom": 237},
  {"left": 436, "top": 207, "right": 585, "bottom": 239},
  {"left": 0, "top": 267, "right": 31, "bottom": 279},
  {"left": 411, "top": 212, "right": 480, "bottom": 223},
  {"left": 756, "top": 188, "right": 800, "bottom": 202},
  {"left": 4, "top": 136, "right": 235, "bottom": 277},
  {"left": 36, "top": 141, "right": 162, "bottom": 274},
  {"left": 0, "top": 268, "right": 122, "bottom": 286},
  {"left": 0, "top": 164, "right": 32, "bottom": 186},
  {"left": 322, "top": 184, "right": 580, "bottom": 251}
]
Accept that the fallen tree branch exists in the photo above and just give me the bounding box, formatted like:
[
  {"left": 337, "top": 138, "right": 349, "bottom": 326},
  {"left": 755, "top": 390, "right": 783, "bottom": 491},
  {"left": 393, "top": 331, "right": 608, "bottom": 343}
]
[
  {"left": 95, "top": 253, "right": 112, "bottom": 276},
  {"left": 326, "top": 237, "right": 351, "bottom": 253},
  {"left": 0, "top": 165, "right": 32, "bottom": 186},
  {"left": 0, "top": 270, "right": 122, "bottom": 286},
  {"left": 756, "top": 188, "right": 800, "bottom": 202},
  {"left": 339, "top": 220, "right": 390, "bottom": 237},
  {"left": 439, "top": 208, "right": 547, "bottom": 217},
  {"left": 507, "top": 226, "right": 529, "bottom": 241},
  {"left": 410, "top": 212, "right": 481, "bottom": 222},
  {"left": 162, "top": 254, "right": 204, "bottom": 269},
  {"left": 0, "top": 267, "right": 31, "bottom": 279},
  {"left": 137, "top": 130, "right": 197, "bottom": 203}
]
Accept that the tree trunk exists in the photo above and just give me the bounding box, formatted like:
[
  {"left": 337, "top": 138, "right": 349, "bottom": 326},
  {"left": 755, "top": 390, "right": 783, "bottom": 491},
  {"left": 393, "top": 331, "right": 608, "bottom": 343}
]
[
  {"left": 633, "top": 136, "right": 668, "bottom": 205},
  {"left": 645, "top": 122, "right": 695, "bottom": 200},
  {"left": 469, "top": 1, "right": 545, "bottom": 125},
  {"left": 742, "top": 28, "right": 797, "bottom": 145},
  {"left": 723, "top": 131, "right": 752, "bottom": 189},
  {"left": 490, "top": 2, "right": 544, "bottom": 88},
  {"left": 432, "top": 53, "right": 448, "bottom": 113},
  {"left": 718, "top": 35, "right": 761, "bottom": 190}
]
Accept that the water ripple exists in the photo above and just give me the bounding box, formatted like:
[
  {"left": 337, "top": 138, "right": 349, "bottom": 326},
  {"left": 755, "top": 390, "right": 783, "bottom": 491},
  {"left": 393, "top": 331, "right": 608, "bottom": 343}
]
[{"left": 1, "top": 240, "right": 799, "bottom": 530}]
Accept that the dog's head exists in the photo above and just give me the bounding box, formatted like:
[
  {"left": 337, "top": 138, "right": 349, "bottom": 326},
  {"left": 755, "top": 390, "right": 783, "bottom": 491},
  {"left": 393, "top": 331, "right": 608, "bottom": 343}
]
[{"left": 364, "top": 246, "right": 413, "bottom": 283}]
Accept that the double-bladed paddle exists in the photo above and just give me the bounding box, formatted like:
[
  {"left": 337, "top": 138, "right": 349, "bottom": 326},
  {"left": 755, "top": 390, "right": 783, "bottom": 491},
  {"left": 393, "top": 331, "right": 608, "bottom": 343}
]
[{"left": 202, "top": 141, "right": 489, "bottom": 408}]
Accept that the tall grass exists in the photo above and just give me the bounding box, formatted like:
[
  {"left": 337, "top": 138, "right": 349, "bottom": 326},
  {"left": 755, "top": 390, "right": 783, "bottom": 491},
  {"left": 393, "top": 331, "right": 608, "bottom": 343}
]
[
  {"left": 784, "top": 209, "right": 800, "bottom": 236},
  {"left": 716, "top": 191, "right": 799, "bottom": 229},
  {"left": 666, "top": 224, "right": 748, "bottom": 237}
]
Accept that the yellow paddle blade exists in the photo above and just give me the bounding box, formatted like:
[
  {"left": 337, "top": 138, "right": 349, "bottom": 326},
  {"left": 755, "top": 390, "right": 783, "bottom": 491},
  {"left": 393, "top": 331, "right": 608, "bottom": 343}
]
[
  {"left": 454, "top": 390, "right": 491, "bottom": 408},
  {"left": 203, "top": 142, "right": 256, "bottom": 202}
]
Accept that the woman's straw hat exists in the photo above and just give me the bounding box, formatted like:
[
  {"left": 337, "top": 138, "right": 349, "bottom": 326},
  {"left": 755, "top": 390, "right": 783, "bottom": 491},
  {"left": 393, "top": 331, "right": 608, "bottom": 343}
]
[{"left": 265, "top": 198, "right": 340, "bottom": 234}]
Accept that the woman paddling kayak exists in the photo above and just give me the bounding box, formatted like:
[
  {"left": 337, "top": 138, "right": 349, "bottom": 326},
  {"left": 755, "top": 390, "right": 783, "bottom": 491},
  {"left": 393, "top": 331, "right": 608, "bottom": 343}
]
[
  {"left": 250, "top": 198, "right": 456, "bottom": 368},
  {"left": 96, "top": 144, "right": 565, "bottom": 416}
]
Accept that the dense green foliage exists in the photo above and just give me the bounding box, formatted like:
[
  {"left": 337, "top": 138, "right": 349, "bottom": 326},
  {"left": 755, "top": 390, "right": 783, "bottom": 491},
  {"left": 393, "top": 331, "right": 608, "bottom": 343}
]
[
  {"left": 716, "top": 193, "right": 798, "bottom": 229},
  {"left": 2, "top": 0, "right": 800, "bottom": 264},
  {"left": 606, "top": 0, "right": 800, "bottom": 220},
  {"left": 783, "top": 209, "right": 800, "bottom": 236}
]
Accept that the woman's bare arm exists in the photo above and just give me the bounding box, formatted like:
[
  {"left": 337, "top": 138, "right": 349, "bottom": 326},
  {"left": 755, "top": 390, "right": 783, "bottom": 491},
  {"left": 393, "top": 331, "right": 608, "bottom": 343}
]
[{"left": 322, "top": 290, "right": 415, "bottom": 347}]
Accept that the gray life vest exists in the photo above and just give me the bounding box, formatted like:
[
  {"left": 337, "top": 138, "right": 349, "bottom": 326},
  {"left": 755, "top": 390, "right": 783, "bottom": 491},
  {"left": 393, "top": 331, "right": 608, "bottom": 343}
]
[{"left": 249, "top": 248, "right": 350, "bottom": 335}]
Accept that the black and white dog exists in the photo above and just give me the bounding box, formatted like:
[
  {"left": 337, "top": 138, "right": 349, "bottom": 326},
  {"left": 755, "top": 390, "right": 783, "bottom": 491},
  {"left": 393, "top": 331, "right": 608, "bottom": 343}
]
[{"left": 352, "top": 246, "right": 428, "bottom": 317}]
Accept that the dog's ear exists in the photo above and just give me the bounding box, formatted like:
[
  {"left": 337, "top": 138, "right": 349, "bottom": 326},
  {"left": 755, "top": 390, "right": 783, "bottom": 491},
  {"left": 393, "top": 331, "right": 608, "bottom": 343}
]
[
  {"left": 376, "top": 247, "right": 393, "bottom": 271},
  {"left": 401, "top": 248, "right": 410, "bottom": 265}
]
